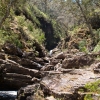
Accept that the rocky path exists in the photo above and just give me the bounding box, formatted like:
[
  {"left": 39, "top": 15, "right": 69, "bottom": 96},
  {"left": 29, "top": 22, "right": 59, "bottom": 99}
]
[
  {"left": 0, "top": 43, "right": 100, "bottom": 100},
  {"left": 41, "top": 69, "right": 100, "bottom": 99}
]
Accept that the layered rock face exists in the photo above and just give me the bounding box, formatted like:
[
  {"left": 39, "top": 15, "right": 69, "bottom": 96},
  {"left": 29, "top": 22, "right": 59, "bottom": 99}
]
[
  {"left": 0, "top": 43, "right": 45, "bottom": 90},
  {"left": 0, "top": 43, "right": 100, "bottom": 100}
]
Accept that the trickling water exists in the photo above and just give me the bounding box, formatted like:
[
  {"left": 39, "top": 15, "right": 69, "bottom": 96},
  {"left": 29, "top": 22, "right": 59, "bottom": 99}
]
[{"left": 0, "top": 91, "right": 17, "bottom": 100}]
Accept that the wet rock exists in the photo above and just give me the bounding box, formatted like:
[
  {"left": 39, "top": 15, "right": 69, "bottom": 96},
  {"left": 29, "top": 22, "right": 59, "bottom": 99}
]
[
  {"left": 17, "top": 84, "right": 41, "bottom": 100},
  {"left": 8, "top": 56, "right": 43, "bottom": 70},
  {"left": 0, "top": 91, "right": 17, "bottom": 100},
  {"left": 16, "top": 58, "right": 43, "bottom": 70}
]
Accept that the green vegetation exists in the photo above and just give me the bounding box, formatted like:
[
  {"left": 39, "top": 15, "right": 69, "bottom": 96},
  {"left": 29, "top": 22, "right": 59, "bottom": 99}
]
[
  {"left": 0, "top": 0, "right": 65, "bottom": 51},
  {"left": 51, "top": 19, "right": 64, "bottom": 38},
  {"left": 93, "top": 41, "right": 100, "bottom": 53},
  {"left": 84, "top": 80, "right": 100, "bottom": 100},
  {"left": 16, "top": 15, "right": 45, "bottom": 44},
  {"left": 78, "top": 40, "right": 88, "bottom": 53},
  {"left": 0, "top": 29, "right": 23, "bottom": 48}
]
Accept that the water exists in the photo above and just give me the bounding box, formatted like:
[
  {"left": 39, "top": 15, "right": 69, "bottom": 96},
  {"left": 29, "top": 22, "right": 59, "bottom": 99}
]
[{"left": 0, "top": 91, "right": 17, "bottom": 100}]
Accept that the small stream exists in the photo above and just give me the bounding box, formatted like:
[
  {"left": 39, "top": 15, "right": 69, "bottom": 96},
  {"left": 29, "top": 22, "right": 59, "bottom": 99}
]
[{"left": 0, "top": 91, "right": 17, "bottom": 100}]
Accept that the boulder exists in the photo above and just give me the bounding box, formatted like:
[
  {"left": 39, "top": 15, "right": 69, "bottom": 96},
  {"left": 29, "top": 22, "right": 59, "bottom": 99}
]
[
  {"left": 3, "top": 59, "right": 40, "bottom": 77},
  {"left": 2, "top": 42, "right": 23, "bottom": 57},
  {"left": 17, "top": 84, "right": 43, "bottom": 100},
  {"left": 54, "top": 52, "right": 65, "bottom": 59},
  {"left": 0, "top": 53, "right": 6, "bottom": 60},
  {"left": 49, "top": 58, "right": 62, "bottom": 66},
  {"left": 62, "top": 53, "right": 93, "bottom": 69},
  {"left": 91, "top": 62, "right": 100, "bottom": 73},
  {"left": 8, "top": 55, "right": 43, "bottom": 70},
  {"left": 0, "top": 59, "right": 42, "bottom": 90}
]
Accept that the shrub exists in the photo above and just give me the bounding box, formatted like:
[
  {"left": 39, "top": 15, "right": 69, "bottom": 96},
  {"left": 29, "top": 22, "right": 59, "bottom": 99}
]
[
  {"left": 93, "top": 41, "right": 100, "bottom": 53},
  {"left": 78, "top": 40, "right": 88, "bottom": 53},
  {"left": 84, "top": 80, "right": 100, "bottom": 100}
]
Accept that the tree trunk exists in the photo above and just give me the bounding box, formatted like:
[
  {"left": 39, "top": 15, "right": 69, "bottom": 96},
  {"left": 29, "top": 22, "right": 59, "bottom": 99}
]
[{"left": 75, "top": 0, "right": 93, "bottom": 37}]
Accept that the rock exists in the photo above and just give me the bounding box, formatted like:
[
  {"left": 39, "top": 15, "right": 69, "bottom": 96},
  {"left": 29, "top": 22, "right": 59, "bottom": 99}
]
[
  {"left": 54, "top": 63, "right": 62, "bottom": 71},
  {"left": 41, "top": 69, "right": 100, "bottom": 100},
  {"left": 46, "top": 96, "right": 56, "bottom": 100},
  {"left": 33, "top": 40, "right": 46, "bottom": 57},
  {"left": 17, "top": 84, "right": 42, "bottom": 100},
  {"left": 42, "top": 57, "right": 49, "bottom": 63},
  {"left": 17, "top": 58, "right": 43, "bottom": 70},
  {"left": 49, "top": 58, "right": 62, "bottom": 66},
  {"left": 0, "top": 59, "right": 42, "bottom": 90},
  {"left": 8, "top": 56, "right": 43, "bottom": 70},
  {"left": 40, "top": 65, "right": 54, "bottom": 71},
  {"left": 0, "top": 78, "right": 29, "bottom": 90},
  {"left": 22, "top": 51, "right": 35, "bottom": 58},
  {"left": 4, "top": 73, "right": 32, "bottom": 80},
  {"left": 6, "top": 59, "right": 41, "bottom": 77},
  {"left": 3, "top": 42, "right": 23, "bottom": 57},
  {"left": 0, "top": 53, "right": 6, "bottom": 60},
  {"left": 54, "top": 52, "right": 65, "bottom": 59},
  {"left": 1, "top": 40, "right": 100, "bottom": 100},
  {"left": 34, "top": 57, "right": 46, "bottom": 65},
  {"left": 62, "top": 53, "right": 93, "bottom": 69},
  {"left": 91, "top": 62, "right": 100, "bottom": 73}
]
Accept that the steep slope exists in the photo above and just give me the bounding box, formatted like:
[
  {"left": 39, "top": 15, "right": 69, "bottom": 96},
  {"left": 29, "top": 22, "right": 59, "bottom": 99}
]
[{"left": 0, "top": 2, "right": 64, "bottom": 56}]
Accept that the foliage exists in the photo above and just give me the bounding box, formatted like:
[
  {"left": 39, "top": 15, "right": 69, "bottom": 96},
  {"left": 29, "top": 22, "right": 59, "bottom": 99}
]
[
  {"left": 51, "top": 19, "right": 63, "bottom": 38},
  {"left": 0, "top": 29, "right": 23, "bottom": 48},
  {"left": 16, "top": 15, "right": 45, "bottom": 45},
  {"left": 17, "top": 16, "right": 26, "bottom": 26},
  {"left": 84, "top": 80, "right": 100, "bottom": 100},
  {"left": 79, "top": 40, "right": 88, "bottom": 53},
  {"left": 12, "top": 3, "right": 47, "bottom": 45},
  {"left": 0, "top": 0, "right": 27, "bottom": 27},
  {"left": 93, "top": 28, "right": 100, "bottom": 52},
  {"left": 93, "top": 41, "right": 100, "bottom": 53}
]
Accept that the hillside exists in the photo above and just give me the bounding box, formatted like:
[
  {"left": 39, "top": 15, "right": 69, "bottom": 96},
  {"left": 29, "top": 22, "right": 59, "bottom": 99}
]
[
  {"left": 0, "top": 1, "right": 100, "bottom": 100},
  {"left": 0, "top": 1, "right": 64, "bottom": 56}
]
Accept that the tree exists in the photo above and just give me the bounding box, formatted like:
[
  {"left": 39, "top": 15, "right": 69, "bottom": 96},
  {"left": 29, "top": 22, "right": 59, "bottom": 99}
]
[
  {"left": 0, "top": 0, "right": 12, "bottom": 27},
  {"left": 75, "top": 0, "right": 93, "bottom": 36},
  {"left": 0, "top": 0, "right": 26, "bottom": 28}
]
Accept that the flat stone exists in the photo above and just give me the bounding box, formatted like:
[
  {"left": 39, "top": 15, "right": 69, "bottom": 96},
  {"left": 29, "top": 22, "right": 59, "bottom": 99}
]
[{"left": 41, "top": 69, "right": 100, "bottom": 99}]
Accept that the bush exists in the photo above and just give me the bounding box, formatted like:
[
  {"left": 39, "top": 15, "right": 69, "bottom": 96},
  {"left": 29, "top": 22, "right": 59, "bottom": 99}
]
[
  {"left": 93, "top": 41, "right": 100, "bottom": 53},
  {"left": 78, "top": 40, "right": 88, "bottom": 53},
  {"left": 84, "top": 80, "right": 100, "bottom": 100},
  {"left": 0, "top": 29, "right": 23, "bottom": 48}
]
